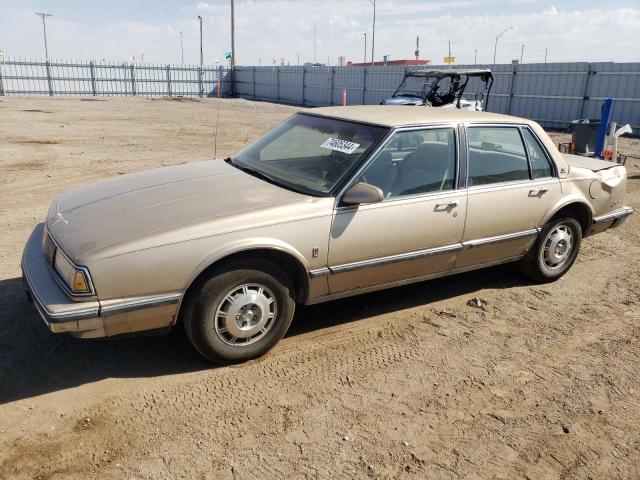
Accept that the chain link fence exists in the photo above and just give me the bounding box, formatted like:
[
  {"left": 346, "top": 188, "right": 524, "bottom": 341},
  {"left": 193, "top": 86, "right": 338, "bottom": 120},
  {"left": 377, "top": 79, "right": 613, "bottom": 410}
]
[
  {"left": 0, "top": 58, "right": 231, "bottom": 97},
  {"left": 1, "top": 58, "right": 638, "bottom": 134}
]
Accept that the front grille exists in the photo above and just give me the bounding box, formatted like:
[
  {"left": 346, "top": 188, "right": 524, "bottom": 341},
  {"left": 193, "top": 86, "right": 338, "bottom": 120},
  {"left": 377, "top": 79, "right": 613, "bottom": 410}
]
[{"left": 44, "top": 233, "right": 56, "bottom": 265}]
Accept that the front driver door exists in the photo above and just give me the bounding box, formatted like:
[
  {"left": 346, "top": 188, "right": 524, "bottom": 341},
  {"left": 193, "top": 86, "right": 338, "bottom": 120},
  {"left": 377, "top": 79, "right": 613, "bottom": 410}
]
[{"left": 327, "top": 126, "right": 466, "bottom": 294}]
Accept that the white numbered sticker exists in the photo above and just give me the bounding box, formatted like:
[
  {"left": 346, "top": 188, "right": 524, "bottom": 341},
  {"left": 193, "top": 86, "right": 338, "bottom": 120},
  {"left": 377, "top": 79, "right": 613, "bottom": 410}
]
[{"left": 320, "top": 138, "right": 360, "bottom": 155}]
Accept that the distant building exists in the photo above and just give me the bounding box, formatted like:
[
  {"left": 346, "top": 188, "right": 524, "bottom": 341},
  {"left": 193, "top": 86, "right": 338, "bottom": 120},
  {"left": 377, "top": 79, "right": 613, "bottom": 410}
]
[
  {"left": 349, "top": 59, "right": 431, "bottom": 67},
  {"left": 337, "top": 56, "right": 346, "bottom": 67}
]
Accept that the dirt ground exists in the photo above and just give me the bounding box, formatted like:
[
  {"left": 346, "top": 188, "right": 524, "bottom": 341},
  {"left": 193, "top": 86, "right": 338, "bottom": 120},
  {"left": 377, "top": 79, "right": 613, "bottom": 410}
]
[{"left": 0, "top": 96, "right": 639, "bottom": 480}]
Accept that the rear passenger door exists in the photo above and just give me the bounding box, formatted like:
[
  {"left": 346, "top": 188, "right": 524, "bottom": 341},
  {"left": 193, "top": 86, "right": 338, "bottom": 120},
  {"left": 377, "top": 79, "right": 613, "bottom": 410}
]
[{"left": 454, "top": 125, "right": 561, "bottom": 269}]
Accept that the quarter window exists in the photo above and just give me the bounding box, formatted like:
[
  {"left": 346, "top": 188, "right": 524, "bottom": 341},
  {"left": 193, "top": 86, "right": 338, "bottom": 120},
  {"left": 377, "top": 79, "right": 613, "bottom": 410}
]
[
  {"left": 357, "top": 128, "right": 456, "bottom": 199},
  {"left": 522, "top": 129, "right": 553, "bottom": 179},
  {"left": 467, "top": 127, "right": 530, "bottom": 186}
]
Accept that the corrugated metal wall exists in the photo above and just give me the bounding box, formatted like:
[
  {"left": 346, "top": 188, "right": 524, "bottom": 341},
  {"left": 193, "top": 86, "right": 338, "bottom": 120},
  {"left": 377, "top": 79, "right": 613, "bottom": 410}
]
[
  {"left": 235, "top": 62, "right": 640, "bottom": 133},
  {"left": 2, "top": 59, "right": 637, "bottom": 133},
  {"left": 0, "top": 59, "right": 232, "bottom": 97}
]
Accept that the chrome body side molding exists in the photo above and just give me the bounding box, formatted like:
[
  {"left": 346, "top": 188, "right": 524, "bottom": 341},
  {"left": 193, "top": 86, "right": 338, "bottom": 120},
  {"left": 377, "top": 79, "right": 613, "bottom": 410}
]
[
  {"left": 592, "top": 206, "right": 634, "bottom": 224},
  {"left": 329, "top": 243, "right": 463, "bottom": 274},
  {"left": 462, "top": 228, "right": 540, "bottom": 248},
  {"left": 305, "top": 228, "right": 542, "bottom": 303},
  {"left": 100, "top": 292, "right": 182, "bottom": 316},
  {"left": 307, "top": 254, "right": 525, "bottom": 305},
  {"left": 308, "top": 267, "right": 331, "bottom": 278}
]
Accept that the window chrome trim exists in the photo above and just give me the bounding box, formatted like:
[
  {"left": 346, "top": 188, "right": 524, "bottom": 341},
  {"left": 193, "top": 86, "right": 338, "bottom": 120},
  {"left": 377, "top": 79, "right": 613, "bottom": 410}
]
[
  {"left": 520, "top": 125, "right": 558, "bottom": 179},
  {"left": 334, "top": 123, "right": 461, "bottom": 208},
  {"left": 464, "top": 123, "right": 532, "bottom": 189},
  {"left": 45, "top": 232, "right": 96, "bottom": 297},
  {"left": 462, "top": 228, "right": 540, "bottom": 248},
  {"left": 466, "top": 177, "right": 555, "bottom": 193},
  {"left": 336, "top": 188, "right": 463, "bottom": 212},
  {"left": 329, "top": 243, "right": 463, "bottom": 274}
]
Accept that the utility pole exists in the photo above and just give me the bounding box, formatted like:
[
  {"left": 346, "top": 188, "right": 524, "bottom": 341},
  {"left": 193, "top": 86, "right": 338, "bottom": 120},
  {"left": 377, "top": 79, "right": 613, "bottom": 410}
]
[
  {"left": 313, "top": 22, "right": 317, "bottom": 64},
  {"left": 35, "top": 12, "right": 52, "bottom": 61},
  {"left": 197, "top": 15, "right": 203, "bottom": 66},
  {"left": 448, "top": 40, "right": 451, "bottom": 69},
  {"left": 474, "top": 49, "right": 478, "bottom": 65},
  {"left": 179, "top": 31, "right": 184, "bottom": 64},
  {"left": 544, "top": 47, "right": 548, "bottom": 63},
  {"left": 141, "top": 52, "right": 144, "bottom": 63},
  {"left": 363, "top": 32, "right": 367, "bottom": 64},
  {"left": 297, "top": 53, "right": 300, "bottom": 66},
  {"left": 369, "top": 0, "right": 376, "bottom": 65},
  {"left": 415, "top": 36, "right": 420, "bottom": 61},
  {"left": 493, "top": 26, "right": 513, "bottom": 64},
  {"left": 520, "top": 44, "right": 525, "bottom": 64},
  {"left": 230, "top": 0, "right": 236, "bottom": 69}
]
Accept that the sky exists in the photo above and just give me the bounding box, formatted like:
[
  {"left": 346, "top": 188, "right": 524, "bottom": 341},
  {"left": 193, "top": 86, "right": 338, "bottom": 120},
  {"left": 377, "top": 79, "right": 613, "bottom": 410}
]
[{"left": 0, "top": 0, "right": 639, "bottom": 65}]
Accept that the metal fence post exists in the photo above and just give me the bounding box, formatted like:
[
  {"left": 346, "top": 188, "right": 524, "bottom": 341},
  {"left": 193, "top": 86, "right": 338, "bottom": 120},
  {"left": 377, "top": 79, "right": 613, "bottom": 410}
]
[
  {"left": 302, "top": 66, "right": 306, "bottom": 105},
  {"left": 252, "top": 66, "right": 256, "bottom": 99},
  {"left": 129, "top": 64, "right": 136, "bottom": 96},
  {"left": 0, "top": 61, "right": 5, "bottom": 96},
  {"left": 506, "top": 65, "right": 516, "bottom": 115},
  {"left": 45, "top": 60, "right": 54, "bottom": 96},
  {"left": 166, "top": 65, "right": 172, "bottom": 96},
  {"left": 89, "top": 61, "right": 97, "bottom": 96},
  {"left": 329, "top": 66, "right": 335, "bottom": 105},
  {"left": 276, "top": 66, "right": 280, "bottom": 103},
  {"left": 362, "top": 67, "right": 367, "bottom": 104},
  {"left": 578, "top": 63, "right": 592, "bottom": 120}
]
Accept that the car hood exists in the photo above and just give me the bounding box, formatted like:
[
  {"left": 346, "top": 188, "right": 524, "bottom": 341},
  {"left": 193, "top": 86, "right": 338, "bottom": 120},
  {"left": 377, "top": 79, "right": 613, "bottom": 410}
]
[
  {"left": 380, "top": 96, "right": 425, "bottom": 106},
  {"left": 46, "top": 159, "right": 312, "bottom": 261}
]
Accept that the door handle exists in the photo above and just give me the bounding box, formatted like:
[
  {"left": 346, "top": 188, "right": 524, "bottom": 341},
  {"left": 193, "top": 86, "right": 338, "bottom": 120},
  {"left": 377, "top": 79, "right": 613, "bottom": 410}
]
[
  {"left": 528, "top": 188, "right": 548, "bottom": 197},
  {"left": 435, "top": 201, "right": 458, "bottom": 212}
]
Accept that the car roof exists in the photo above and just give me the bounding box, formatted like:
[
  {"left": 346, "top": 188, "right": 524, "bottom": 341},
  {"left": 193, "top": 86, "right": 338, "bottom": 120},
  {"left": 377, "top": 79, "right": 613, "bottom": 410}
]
[
  {"left": 307, "top": 105, "right": 532, "bottom": 128},
  {"left": 406, "top": 68, "right": 493, "bottom": 78}
]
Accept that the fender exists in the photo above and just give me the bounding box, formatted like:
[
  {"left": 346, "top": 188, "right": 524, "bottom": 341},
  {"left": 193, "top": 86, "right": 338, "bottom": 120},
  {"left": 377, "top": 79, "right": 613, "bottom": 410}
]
[
  {"left": 174, "top": 237, "right": 311, "bottom": 322},
  {"left": 541, "top": 194, "right": 594, "bottom": 228}
]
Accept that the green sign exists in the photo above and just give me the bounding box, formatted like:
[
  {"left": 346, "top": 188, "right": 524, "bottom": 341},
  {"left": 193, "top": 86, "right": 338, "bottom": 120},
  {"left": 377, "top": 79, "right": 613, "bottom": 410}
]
[{"left": 224, "top": 51, "right": 232, "bottom": 59}]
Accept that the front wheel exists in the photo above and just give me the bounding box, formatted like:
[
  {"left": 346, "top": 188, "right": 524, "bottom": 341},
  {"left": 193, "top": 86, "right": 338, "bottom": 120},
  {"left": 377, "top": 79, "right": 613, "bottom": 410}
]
[
  {"left": 520, "top": 217, "right": 582, "bottom": 282},
  {"left": 183, "top": 259, "right": 295, "bottom": 364}
]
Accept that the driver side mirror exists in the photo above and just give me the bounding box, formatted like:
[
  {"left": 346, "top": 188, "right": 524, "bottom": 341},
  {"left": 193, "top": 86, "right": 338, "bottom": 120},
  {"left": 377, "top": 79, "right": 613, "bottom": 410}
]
[{"left": 342, "top": 182, "right": 384, "bottom": 206}]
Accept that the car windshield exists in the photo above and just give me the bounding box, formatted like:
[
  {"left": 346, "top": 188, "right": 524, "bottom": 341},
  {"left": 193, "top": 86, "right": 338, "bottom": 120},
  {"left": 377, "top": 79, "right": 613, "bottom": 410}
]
[
  {"left": 395, "top": 76, "right": 438, "bottom": 97},
  {"left": 232, "top": 113, "right": 388, "bottom": 196}
]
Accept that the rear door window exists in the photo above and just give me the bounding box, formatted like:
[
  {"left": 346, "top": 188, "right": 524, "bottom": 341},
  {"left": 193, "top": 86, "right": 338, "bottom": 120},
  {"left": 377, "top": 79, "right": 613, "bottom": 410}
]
[
  {"left": 522, "top": 129, "right": 554, "bottom": 179},
  {"left": 467, "top": 127, "right": 530, "bottom": 186}
]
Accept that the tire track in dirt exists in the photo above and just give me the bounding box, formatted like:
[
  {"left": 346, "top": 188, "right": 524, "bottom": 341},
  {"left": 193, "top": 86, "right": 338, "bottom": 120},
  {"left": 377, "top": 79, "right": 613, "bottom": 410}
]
[{"left": 1, "top": 321, "right": 426, "bottom": 479}]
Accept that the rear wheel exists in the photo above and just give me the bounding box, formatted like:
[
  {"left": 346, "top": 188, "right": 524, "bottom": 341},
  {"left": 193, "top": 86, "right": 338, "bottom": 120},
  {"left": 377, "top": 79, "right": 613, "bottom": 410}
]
[
  {"left": 183, "top": 259, "right": 295, "bottom": 364},
  {"left": 520, "top": 217, "right": 582, "bottom": 282}
]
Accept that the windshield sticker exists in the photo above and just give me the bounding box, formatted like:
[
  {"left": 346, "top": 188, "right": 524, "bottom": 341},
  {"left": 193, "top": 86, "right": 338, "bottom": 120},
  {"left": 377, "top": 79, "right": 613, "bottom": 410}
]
[{"left": 320, "top": 138, "right": 360, "bottom": 154}]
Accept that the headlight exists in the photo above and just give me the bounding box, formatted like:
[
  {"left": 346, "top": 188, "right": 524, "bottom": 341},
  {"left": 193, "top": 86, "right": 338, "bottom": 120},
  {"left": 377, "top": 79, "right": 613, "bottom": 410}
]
[{"left": 53, "top": 249, "right": 92, "bottom": 294}]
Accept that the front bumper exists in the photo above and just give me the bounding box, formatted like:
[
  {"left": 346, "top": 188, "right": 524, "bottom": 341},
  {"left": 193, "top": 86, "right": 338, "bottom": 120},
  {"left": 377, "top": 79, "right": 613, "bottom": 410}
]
[
  {"left": 21, "top": 224, "right": 105, "bottom": 337},
  {"left": 22, "top": 223, "right": 182, "bottom": 338}
]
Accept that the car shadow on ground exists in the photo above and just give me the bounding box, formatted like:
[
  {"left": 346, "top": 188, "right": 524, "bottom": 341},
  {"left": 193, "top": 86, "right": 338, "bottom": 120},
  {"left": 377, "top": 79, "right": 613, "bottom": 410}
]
[{"left": 0, "top": 263, "right": 532, "bottom": 405}]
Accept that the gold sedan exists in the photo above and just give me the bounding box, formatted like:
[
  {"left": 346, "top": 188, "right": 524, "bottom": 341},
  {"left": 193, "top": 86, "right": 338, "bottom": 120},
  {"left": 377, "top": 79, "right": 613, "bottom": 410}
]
[{"left": 22, "top": 106, "right": 633, "bottom": 363}]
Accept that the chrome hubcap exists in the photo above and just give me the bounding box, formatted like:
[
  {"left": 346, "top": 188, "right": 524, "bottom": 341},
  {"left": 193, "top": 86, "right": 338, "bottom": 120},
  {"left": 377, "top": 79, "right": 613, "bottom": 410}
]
[
  {"left": 541, "top": 224, "right": 573, "bottom": 270},
  {"left": 214, "top": 283, "right": 277, "bottom": 346}
]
